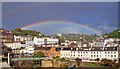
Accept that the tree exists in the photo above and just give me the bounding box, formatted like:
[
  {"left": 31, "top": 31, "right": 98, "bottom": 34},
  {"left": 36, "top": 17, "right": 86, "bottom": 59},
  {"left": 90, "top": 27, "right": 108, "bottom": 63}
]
[
  {"left": 0, "top": 28, "right": 4, "bottom": 30},
  {"left": 95, "top": 58, "right": 100, "bottom": 62},
  {"left": 108, "top": 29, "right": 120, "bottom": 38},
  {"left": 100, "top": 58, "right": 118, "bottom": 67},
  {"left": 32, "top": 52, "right": 45, "bottom": 66},
  {"left": 114, "top": 59, "right": 117, "bottom": 63},
  {"left": 59, "top": 58, "right": 70, "bottom": 67},
  {"left": 51, "top": 59, "right": 55, "bottom": 67},
  {"left": 13, "top": 28, "right": 44, "bottom": 37},
  {"left": 33, "top": 51, "right": 45, "bottom": 57},
  {"left": 54, "top": 35, "right": 65, "bottom": 45},
  {"left": 75, "top": 58, "right": 82, "bottom": 67},
  {"left": 100, "top": 58, "right": 108, "bottom": 66}
]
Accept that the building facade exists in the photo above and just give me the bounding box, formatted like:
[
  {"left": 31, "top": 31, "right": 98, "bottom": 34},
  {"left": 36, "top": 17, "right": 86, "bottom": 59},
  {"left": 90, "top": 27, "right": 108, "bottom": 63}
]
[
  {"left": 14, "top": 35, "right": 33, "bottom": 42},
  {"left": 0, "top": 30, "right": 14, "bottom": 42},
  {"left": 60, "top": 47, "right": 119, "bottom": 62},
  {"left": 20, "top": 46, "right": 34, "bottom": 55},
  {"left": 34, "top": 47, "right": 61, "bottom": 57},
  {"left": 3, "top": 42, "right": 21, "bottom": 49},
  {"left": 33, "top": 37, "right": 58, "bottom": 45}
]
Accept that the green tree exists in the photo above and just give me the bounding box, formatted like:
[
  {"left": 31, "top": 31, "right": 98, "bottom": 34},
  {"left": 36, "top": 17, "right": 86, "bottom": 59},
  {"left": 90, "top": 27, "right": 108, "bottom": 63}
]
[
  {"left": 75, "top": 58, "right": 82, "bottom": 67},
  {"left": 51, "top": 59, "right": 55, "bottom": 67},
  {"left": 33, "top": 51, "right": 45, "bottom": 57},
  {"left": 101, "top": 58, "right": 108, "bottom": 66},
  {"left": 59, "top": 58, "right": 70, "bottom": 67},
  {"left": 0, "top": 28, "right": 4, "bottom": 30},
  {"left": 95, "top": 58, "right": 100, "bottom": 62},
  {"left": 13, "top": 28, "right": 44, "bottom": 37},
  {"left": 32, "top": 52, "right": 45, "bottom": 67},
  {"left": 54, "top": 35, "right": 65, "bottom": 45},
  {"left": 108, "top": 29, "right": 120, "bottom": 38}
]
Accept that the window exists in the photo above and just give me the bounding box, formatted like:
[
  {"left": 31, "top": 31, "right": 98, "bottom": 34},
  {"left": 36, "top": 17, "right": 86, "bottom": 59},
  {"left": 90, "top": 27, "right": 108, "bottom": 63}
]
[
  {"left": 114, "top": 55, "right": 116, "bottom": 57},
  {"left": 91, "top": 52, "right": 93, "bottom": 54},
  {"left": 105, "top": 52, "right": 107, "bottom": 54},
  {"left": 108, "top": 52, "right": 110, "bottom": 54},
  {"left": 114, "top": 52, "right": 116, "bottom": 54},
  {"left": 97, "top": 52, "right": 98, "bottom": 54},
  {"left": 105, "top": 55, "right": 107, "bottom": 57},
  {"left": 91, "top": 55, "right": 93, "bottom": 57},
  {"left": 94, "top": 55, "right": 96, "bottom": 57},
  {"left": 84, "top": 52, "right": 85, "bottom": 54},
  {"left": 97, "top": 55, "right": 98, "bottom": 57},
  {"left": 111, "top": 55, "right": 113, "bottom": 57}
]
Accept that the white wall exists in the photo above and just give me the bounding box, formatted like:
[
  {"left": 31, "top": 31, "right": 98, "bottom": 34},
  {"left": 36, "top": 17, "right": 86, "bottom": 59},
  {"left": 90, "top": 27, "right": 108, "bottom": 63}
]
[
  {"left": 33, "top": 37, "right": 58, "bottom": 45},
  {"left": 4, "top": 42, "right": 21, "bottom": 49},
  {"left": 60, "top": 50, "right": 118, "bottom": 62}
]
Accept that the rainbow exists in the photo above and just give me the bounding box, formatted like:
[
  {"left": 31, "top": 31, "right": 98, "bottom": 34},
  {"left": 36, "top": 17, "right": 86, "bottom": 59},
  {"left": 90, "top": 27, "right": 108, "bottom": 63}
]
[{"left": 21, "top": 20, "right": 102, "bottom": 35}]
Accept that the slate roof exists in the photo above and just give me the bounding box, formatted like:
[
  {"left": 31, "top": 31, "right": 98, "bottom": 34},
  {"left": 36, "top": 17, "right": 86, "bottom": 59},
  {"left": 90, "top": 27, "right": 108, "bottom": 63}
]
[{"left": 62, "top": 47, "right": 118, "bottom": 51}]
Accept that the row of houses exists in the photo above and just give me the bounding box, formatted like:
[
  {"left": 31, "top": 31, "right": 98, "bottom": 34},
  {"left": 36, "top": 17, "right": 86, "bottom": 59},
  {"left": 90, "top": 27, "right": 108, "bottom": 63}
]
[
  {"left": 61, "top": 47, "right": 119, "bottom": 62},
  {"left": 1, "top": 29, "right": 119, "bottom": 48},
  {"left": 0, "top": 30, "right": 59, "bottom": 46},
  {"left": 6, "top": 45, "right": 119, "bottom": 62}
]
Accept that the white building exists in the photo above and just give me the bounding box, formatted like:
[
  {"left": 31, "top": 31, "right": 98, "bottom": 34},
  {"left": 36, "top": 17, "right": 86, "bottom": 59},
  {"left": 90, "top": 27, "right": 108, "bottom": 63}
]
[
  {"left": 3, "top": 42, "right": 21, "bottom": 49},
  {"left": 57, "top": 34, "right": 62, "bottom": 37},
  {"left": 90, "top": 38, "right": 119, "bottom": 47},
  {"left": 25, "top": 41, "right": 34, "bottom": 45},
  {"left": 20, "top": 45, "right": 34, "bottom": 55},
  {"left": 104, "top": 38, "right": 119, "bottom": 47},
  {"left": 33, "top": 37, "right": 59, "bottom": 45},
  {"left": 60, "top": 47, "right": 118, "bottom": 62},
  {"left": 14, "top": 35, "right": 33, "bottom": 42}
]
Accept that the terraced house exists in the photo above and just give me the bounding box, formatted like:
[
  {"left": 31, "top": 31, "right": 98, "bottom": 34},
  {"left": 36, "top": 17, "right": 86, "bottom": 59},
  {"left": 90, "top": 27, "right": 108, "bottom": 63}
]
[{"left": 61, "top": 47, "right": 119, "bottom": 62}]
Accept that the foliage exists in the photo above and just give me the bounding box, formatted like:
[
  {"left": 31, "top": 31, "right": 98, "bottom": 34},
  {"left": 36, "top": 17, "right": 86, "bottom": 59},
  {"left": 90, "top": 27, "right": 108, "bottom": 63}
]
[
  {"left": 75, "top": 58, "right": 82, "bottom": 67},
  {"left": 0, "top": 28, "right": 4, "bottom": 30},
  {"left": 54, "top": 35, "right": 65, "bottom": 45},
  {"left": 60, "top": 57, "right": 66, "bottom": 62},
  {"left": 59, "top": 58, "right": 70, "bottom": 67},
  {"left": 82, "top": 34, "right": 97, "bottom": 42},
  {"left": 51, "top": 59, "right": 55, "bottom": 67},
  {"left": 12, "top": 28, "right": 44, "bottom": 37},
  {"left": 100, "top": 58, "right": 118, "bottom": 67},
  {"left": 103, "top": 29, "right": 120, "bottom": 38},
  {"left": 32, "top": 52, "right": 44, "bottom": 66},
  {"left": 95, "top": 58, "right": 100, "bottom": 62},
  {"left": 32, "top": 51, "right": 45, "bottom": 57}
]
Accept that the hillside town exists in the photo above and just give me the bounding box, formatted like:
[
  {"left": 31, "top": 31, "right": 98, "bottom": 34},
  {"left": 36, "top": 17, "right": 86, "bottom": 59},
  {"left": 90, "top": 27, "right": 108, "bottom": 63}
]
[{"left": 1, "top": 28, "right": 120, "bottom": 68}]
